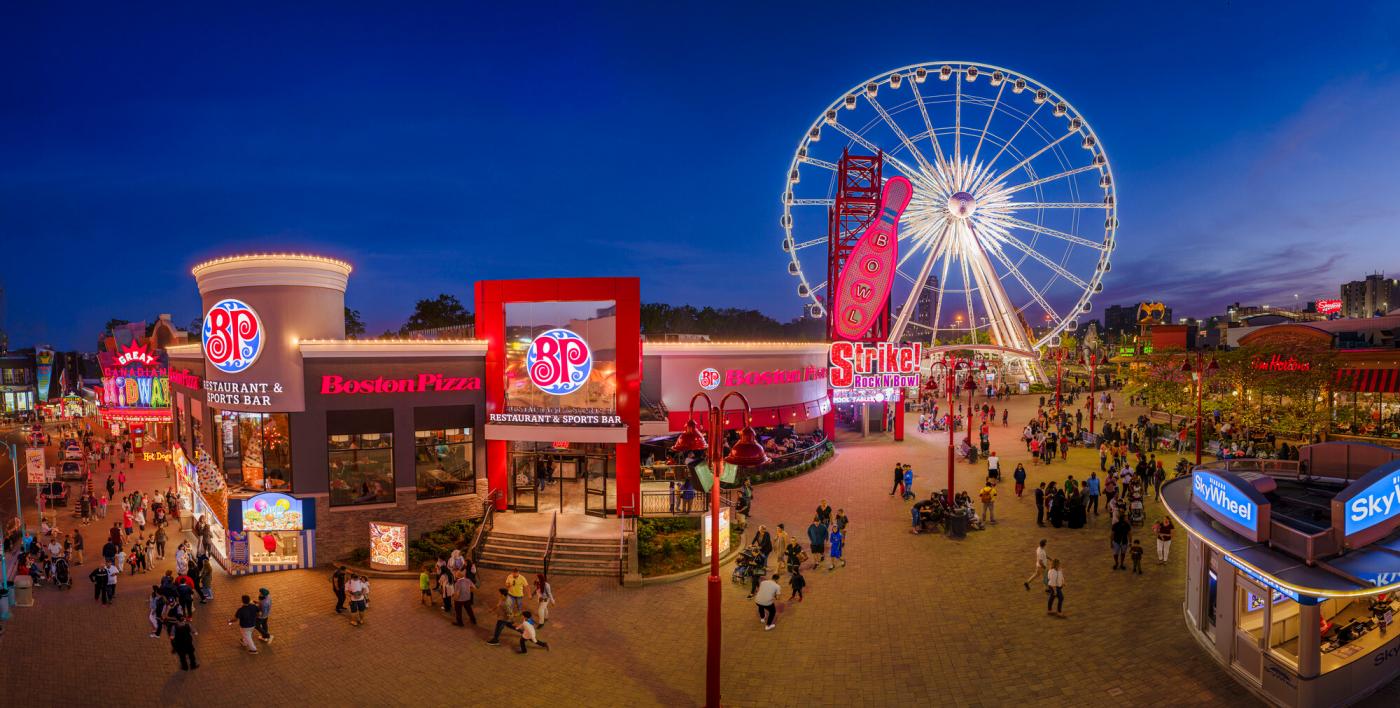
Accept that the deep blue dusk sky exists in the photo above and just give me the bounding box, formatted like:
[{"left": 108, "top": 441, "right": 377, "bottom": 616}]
[{"left": 3, "top": 1, "right": 1398, "bottom": 349}]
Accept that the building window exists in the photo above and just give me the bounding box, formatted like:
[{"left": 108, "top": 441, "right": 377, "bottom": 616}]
[
  {"left": 220, "top": 412, "right": 293, "bottom": 491},
  {"left": 329, "top": 432, "right": 394, "bottom": 507},
  {"left": 415, "top": 428, "right": 473, "bottom": 499}
]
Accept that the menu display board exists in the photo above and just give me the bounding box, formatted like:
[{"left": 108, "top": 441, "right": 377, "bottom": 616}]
[{"left": 369, "top": 522, "right": 407, "bottom": 570}]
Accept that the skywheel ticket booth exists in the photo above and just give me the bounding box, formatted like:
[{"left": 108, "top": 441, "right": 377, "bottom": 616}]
[{"left": 1163, "top": 442, "right": 1400, "bottom": 707}]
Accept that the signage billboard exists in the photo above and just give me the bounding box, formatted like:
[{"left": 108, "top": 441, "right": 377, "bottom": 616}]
[
  {"left": 1333, "top": 461, "right": 1400, "bottom": 547},
  {"left": 203, "top": 298, "right": 265, "bottom": 374},
  {"left": 828, "top": 341, "right": 922, "bottom": 389},
  {"left": 831, "top": 177, "right": 912, "bottom": 340},
  {"left": 1316, "top": 299, "right": 1342, "bottom": 315},
  {"left": 701, "top": 508, "right": 731, "bottom": 562},
  {"left": 369, "top": 521, "right": 408, "bottom": 570},
  {"left": 1191, "top": 469, "right": 1271, "bottom": 542},
  {"left": 242, "top": 492, "right": 305, "bottom": 531},
  {"left": 25, "top": 447, "right": 46, "bottom": 485}
]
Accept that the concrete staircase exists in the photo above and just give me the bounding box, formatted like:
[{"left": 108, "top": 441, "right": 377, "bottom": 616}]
[{"left": 478, "top": 531, "right": 621, "bottom": 577}]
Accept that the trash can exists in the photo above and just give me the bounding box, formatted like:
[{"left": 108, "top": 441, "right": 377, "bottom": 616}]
[
  {"left": 945, "top": 513, "right": 968, "bottom": 540},
  {"left": 13, "top": 575, "right": 34, "bottom": 607},
  {"left": 0, "top": 585, "right": 9, "bottom": 617}
]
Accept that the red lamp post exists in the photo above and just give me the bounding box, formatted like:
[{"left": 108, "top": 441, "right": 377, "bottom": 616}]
[
  {"left": 937, "top": 355, "right": 977, "bottom": 505},
  {"left": 1181, "top": 353, "right": 1219, "bottom": 466},
  {"left": 965, "top": 361, "right": 985, "bottom": 449},
  {"left": 1085, "top": 351, "right": 1099, "bottom": 437},
  {"left": 671, "top": 391, "right": 770, "bottom": 708}
]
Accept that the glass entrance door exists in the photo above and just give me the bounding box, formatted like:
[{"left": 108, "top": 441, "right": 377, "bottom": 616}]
[
  {"left": 1233, "top": 577, "right": 1267, "bottom": 685},
  {"left": 585, "top": 454, "right": 608, "bottom": 517},
  {"left": 509, "top": 452, "right": 537, "bottom": 512}
]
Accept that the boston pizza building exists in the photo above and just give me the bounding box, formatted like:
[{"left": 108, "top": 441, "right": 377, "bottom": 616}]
[{"left": 168, "top": 254, "right": 896, "bottom": 573}]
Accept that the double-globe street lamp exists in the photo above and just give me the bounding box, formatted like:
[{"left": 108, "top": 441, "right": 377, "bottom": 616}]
[
  {"left": 671, "top": 391, "right": 770, "bottom": 708},
  {"left": 1181, "top": 353, "right": 1220, "bottom": 466},
  {"left": 1083, "top": 350, "right": 1100, "bottom": 438},
  {"left": 936, "top": 355, "right": 983, "bottom": 505}
]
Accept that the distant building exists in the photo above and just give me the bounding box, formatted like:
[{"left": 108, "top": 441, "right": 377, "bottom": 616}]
[
  {"left": 1104, "top": 302, "right": 1172, "bottom": 335},
  {"left": 1340, "top": 274, "right": 1400, "bottom": 319},
  {"left": 903, "top": 273, "right": 939, "bottom": 343}
]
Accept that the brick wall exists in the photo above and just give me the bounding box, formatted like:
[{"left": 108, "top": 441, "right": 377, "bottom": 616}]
[{"left": 313, "top": 491, "right": 485, "bottom": 565}]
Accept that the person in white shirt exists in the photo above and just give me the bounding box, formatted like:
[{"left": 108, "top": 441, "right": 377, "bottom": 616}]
[
  {"left": 514, "top": 611, "right": 551, "bottom": 654},
  {"left": 1024, "top": 539, "right": 1048, "bottom": 592},
  {"left": 754, "top": 574, "right": 782, "bottom": 630},
  {"left": 345, "top": 575, "right": 368, "bottom": 626},
  {"left": 1046, "top": 559, "right": 1065, "bottom": 616}
]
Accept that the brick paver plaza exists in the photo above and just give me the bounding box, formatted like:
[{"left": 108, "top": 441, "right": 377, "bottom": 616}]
[{"left": 4, "top": 395, "right": 1399, "bottom": 706}]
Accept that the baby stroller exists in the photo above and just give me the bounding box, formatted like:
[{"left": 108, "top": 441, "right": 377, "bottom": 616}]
[
  {"left": 51, "top": 557, "right": 72, "bottom": 590},
  {"left": 731, "top": 546, "right": 764, "bottom": 584}
]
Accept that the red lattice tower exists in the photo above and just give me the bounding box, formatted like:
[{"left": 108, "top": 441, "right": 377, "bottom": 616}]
[{"left": 826, "top": 149, "right": 886, "bottom": 341}]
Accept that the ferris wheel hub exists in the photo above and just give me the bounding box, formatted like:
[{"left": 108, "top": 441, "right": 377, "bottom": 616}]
[{"left": 947, "top": 191, "right": 977, "bottom": 219}]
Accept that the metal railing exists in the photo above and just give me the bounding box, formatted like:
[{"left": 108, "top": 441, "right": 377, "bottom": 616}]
[
  {"left": 543, "top": 511, "right": 558, "bottom": 578},
  {"left": 1197, "top": 458, "right": 1301, "bottom": 476},
  {"left": 468, "top": 489, "right": 504, "bottom": 567},
  {"left": 637, "top": 487, "right": 737, "bottom": 518}
]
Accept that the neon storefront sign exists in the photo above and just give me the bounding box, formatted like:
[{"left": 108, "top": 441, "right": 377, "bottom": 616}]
[
  {"left": 526, "top": 328, "right": 592, "bottom": 396},
  {"left": 1334, "top": 462, "right": 1400, "bottom": 546},
  {"left": 828, "top": 341, "right": 922, "bottom": 389},
  {"left": 114, "top": 341, "right": 158, "bottom": 366},
  {"left": 203, "top": 298, "right": 265, "bottom": 374},
  {"left": 1192, "top": 469, "right": 1269, "bottom": 541},
  {"left": 170, "top": 369, "right": 202, "bottom": 389},
  {"left": 708, "top": 366, "right": 826, "bottom": 388},
  {"left": 320, "top": 374, "right": 482, "bottom": 394},
  {"left": 698, "top": 367, "right": 721, "bottom": 390},
  {"left": 1316, "top": 299, "right": 1342, "bottom": 315},
  {"left": 1251, "top": 355, "right": 1311, "bottom": 372},
  {"left": 1224, "top": 557, "right": 1318, "bottom": 605}
]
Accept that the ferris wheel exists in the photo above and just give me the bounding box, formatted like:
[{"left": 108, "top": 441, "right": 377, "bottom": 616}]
[{"left": 781, "top": 61, "right": 1118, "bottom": 362}]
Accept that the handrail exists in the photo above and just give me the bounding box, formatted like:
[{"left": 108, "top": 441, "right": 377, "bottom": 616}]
[
  {"left": 468, "top": 488, "right": 504, "bottom": 567},
  {"left": 543, "top": 511, "right": 558, "bottom": 578}
]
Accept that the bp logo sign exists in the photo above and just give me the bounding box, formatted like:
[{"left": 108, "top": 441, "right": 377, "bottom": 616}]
[
  {"left": 698, "top": 367, "right": 721, "bottom": 390},
  {"left": 526, "top": 328, "right": 592, "bottom": 396},
  {"left": 203, "top": 299, "right": 265, "bottom": 374}
]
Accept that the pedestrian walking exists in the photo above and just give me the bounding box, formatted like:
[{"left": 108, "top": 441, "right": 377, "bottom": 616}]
[
  {"left": 90, "top": 563, "right": 109, "bottom": 603},
  {"left": 419, "top": 565, "right": 433, "bottom": 607},
  {"left": 889, "top": 462, "right": 904, "bottom": 496},
  {"left": 1046, "top": 559, "right": 1065, "bottom": 617},
  {"left": 754, "top": 573, "right": 781, "bottom": 630},
  {"left": 228, "top": 595, "right": 260, "bottom": 653},
  {"left": 531, "top": 574, "right": 553, "bottom": 626},
  {"left": 815, "top": 499, "right": 832, "bottom": 526},
  {"left": 104, "top": 559, "right": 120, "bottom": 602},
  {"left": 329, "top": 565, "right": 349, "bottom": 613},
  {"left": 978, "top": 482, "right": 997, "bottom": 524},
  {"left": 486, "top": 588, "right": 519, "bottom": 646},
  {"left": 154, "top": 526, "right": 167, "bottom": 559},
  {"left": 346, "top": 574, "right": 369, "bottom": 626},
  {"left": 1130, "top": 539, "right": 1144, "bottom": 574},
  {"left": 806, "top": 517, "right": 827, "bottom": 568},
  {"left": 1087, "top": 472, "right": 1101, "bottom": 516},
  {"left": 1034, "top": 482, "right": 1046, "bottom": 527},
  {"left": 256, "top": 588, "right": 273, "bottom": 643},
  {"left": 171, "top": 615, "right": 199, "bottom": 670},
  {"left": 505, "top": 568, "right": 528, "bottom": 614},
  {"left": 1024, "top": 539, "right": 1048, "bottom": 592},
  {"left": 827, "top": 525, "right": 845, "bottom": 571},
  {"left": 788, "top": 567, "right": 806, "bottom": 602},
  {"left": 72, "top": 528, "right": 84, "bottom": 565},
  {"left": 437, "top": 567, "right": 456, "bottom": 613},
  {"left": 1153, "top": 516, "right": 1174, "bottom": 564},
  {"left": 1111, "top": 516, "right": 1131, "bottom": 570},
  {"left": 1012, "top": 464, "right": 1026, "bottom": 498},
  {"left": 514, "top": 611, "right": 551, "bottom": 654},
  {"left": 454, "top": 571, "right": 478, "bottom": 626},
  {"left": 118, "top": 470, "right": 126, "bottom": 491},
  {"left": 751, "top": 525, "right": 774, "bottom": 569}
]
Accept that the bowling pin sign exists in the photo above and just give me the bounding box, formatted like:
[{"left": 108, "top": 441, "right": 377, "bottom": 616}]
[{"left": 832, "top": 176, "right": 913, "bottom": 340}]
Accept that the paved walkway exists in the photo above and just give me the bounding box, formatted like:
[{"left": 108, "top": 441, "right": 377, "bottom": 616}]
[{"left": 2, "top": 399, "right": 1398, "bottom": 706}]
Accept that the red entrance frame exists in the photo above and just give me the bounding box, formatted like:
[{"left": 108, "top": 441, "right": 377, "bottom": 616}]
[{"left": 475, "top": 277, "right": 642, "bottom": 516}]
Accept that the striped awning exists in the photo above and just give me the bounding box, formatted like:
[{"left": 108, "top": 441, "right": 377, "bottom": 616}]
[{"left": 1334, "top": 368, "right": 1400, "bottom": 393}]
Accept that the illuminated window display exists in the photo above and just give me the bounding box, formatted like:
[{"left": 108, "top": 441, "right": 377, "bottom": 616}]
[
  {"left": 329, "top": 432, "right": 394, "bottom": 506},
  {"left": 415, "top": 427, "right": 474, "bottom": 499},
  {"left": 215, "top": 412, "right": 293, "bottom": 491},
  {"left": 241, "top": 492, "right": 304, "bottom": 566}
]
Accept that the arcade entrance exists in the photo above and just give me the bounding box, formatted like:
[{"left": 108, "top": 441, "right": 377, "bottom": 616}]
[{"left": 507, "top": 442, "right": 616, "bottom": 517}]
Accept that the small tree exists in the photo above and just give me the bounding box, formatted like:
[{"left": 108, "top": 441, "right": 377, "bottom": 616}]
[
  {"left": 344, "top": 307, "right": 367, "bottom": 339},
  {"left": 401, "top": 294, "right": 473, "bottom": 334}
]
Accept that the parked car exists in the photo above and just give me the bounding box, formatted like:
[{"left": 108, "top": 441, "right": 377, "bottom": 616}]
[
  {"left": 59, "top": 461, "right": 83, "bottom": 480},
  {"left": 40, "top": 481, "right": 69, "bottom": 507},
  {"left": 62, "top": 441, "right": 83, "bottom": 461}
]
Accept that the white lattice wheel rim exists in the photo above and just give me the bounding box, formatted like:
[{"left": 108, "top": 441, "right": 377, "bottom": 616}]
[{"left": 780, "top": 61, "right": 1118, "bottom": 352}]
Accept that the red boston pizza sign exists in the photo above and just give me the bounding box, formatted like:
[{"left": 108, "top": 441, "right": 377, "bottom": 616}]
[{"left": 321, "top": 373, "right": 482, "bottom": 395}]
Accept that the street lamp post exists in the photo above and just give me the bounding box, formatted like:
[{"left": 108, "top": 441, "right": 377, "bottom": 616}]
[
  {"left": 1085, "top": 352, "right": 1099, "bottom": 437},
  {"left": 2, "top": 441, "right": 25, "bottom": 620},
  {"left": 1181, "top": 353, "right": 1219, "bottom": 466},
  {"left": 965, "top": 361, "right": 985, "bottom": 452},
  {"left": 671, "top": 391, "right": 770, "bottom": 708}
]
